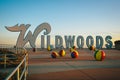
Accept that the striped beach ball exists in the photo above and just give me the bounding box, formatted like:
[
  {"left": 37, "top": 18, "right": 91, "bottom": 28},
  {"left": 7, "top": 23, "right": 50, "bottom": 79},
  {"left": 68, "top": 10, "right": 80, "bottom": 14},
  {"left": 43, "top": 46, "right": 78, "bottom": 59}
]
[
  {"left": 70, "top": 46, "right": 76, "bottom": 52},
  {"left": 51, "top": 51, "right": 58, "bottom": 58},
  {"left": 59, "top": 50, "right": 66, "bottom": 57},
  {"left": 94, "top": 50, "right": 105, "bottom": 61},
  {"left": 71, "top": 50, "right": 79, "bottom": 58},
  {"left": 72, "top": 46, "right": 76, "bottom": 50},
  {"left": 47, "top": 45, "right": 53, "bottom": 51},
  {"left": 70, "top": 48, "right": 74, "bottom": 52},
  {"left": 89, "top": 45, "right": 96, "bottom": 51}
]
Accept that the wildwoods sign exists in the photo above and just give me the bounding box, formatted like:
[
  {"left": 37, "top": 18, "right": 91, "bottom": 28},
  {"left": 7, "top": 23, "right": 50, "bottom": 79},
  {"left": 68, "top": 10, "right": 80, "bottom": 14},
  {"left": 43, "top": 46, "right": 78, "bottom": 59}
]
[{"left": 5, "top": 23, "right": 113, "bottom": 49}]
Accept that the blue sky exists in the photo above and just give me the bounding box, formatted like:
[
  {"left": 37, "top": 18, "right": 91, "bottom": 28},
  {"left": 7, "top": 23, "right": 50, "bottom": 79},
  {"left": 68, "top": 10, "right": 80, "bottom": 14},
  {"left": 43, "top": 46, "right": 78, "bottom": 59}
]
[{"left": 0, "top": 0, "right": 120, "bottom": 47}]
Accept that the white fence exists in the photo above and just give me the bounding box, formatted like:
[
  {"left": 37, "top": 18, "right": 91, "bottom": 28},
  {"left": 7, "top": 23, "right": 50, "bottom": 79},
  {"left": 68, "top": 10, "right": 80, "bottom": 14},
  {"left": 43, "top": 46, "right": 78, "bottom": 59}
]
[{"left": 5, "top": 53, "right": 28, "bottom": 80}]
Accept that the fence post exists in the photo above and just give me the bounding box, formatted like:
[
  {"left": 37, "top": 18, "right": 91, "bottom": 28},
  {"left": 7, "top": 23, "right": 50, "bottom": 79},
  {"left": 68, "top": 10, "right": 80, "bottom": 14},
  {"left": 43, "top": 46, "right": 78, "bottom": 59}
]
[
  {"left": 26, "top": 53, "right": 28, "bottom": 76},
  {"left": 24, "top": 54, "right": 27, "bottom": 80},
  {"left": 4, "top": 53, "right": 6, "bottom": 69},
  {"left": 17, "top": 68, "right": 20, "bottom": 80}
]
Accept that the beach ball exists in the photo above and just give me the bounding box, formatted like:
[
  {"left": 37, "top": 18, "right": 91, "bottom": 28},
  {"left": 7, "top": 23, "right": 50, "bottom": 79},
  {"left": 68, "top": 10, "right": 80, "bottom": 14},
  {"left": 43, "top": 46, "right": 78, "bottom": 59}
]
[
  {"left": 47, "top": 45, "right": 53, "bottom": 51},
  {"left": 70, "top": 46, "right": 76, "bottom": 52},
  {"left": 89, "top": 45, "right": 96, "bottom": 51},
  {"left": 70, "top": 48, "right": 75, "bottom": 52},
  {"left": 72, "top": 46, "right": 76, "bottom": 50},
  {"left": 94, "top": 50, "right": 105, "bottom": 61},
  {"left": 51, "top": 51, "right": 58, "bottom": 58},
  {"left": 71, "top": 50, "right": 79, "bottom": 58},
  {"left": 59, "top": 49, "right": 66, "bottom": 57}
]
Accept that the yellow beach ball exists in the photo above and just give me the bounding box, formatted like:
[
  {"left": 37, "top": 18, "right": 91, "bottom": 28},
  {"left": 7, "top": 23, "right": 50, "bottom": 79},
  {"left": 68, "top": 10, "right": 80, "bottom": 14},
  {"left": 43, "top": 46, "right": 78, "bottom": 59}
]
[
  {"left": 94, "top": 50, "right": 105, "bottom": 61},
  {"left": 59, "top": 49, "right": 66, "bottom": 57},
  {"left": 47, "top": 45, "right": 53, "bottom": 51},
  {"left": 70, "top": 48, "right": 75, "bottom": 52}
]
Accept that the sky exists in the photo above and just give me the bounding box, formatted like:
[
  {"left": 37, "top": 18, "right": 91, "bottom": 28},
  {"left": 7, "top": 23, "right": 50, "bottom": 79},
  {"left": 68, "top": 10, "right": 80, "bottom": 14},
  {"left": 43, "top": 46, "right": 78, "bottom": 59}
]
[{"left": 0, "top": 0, "right": 120, "bottom": 48}]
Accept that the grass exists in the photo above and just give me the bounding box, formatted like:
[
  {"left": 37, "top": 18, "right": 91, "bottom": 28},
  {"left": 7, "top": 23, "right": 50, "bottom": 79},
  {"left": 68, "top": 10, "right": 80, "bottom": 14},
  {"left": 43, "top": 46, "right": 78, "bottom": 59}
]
[{"left": 0, "top": 48, "right": 27, "bottom": 80}]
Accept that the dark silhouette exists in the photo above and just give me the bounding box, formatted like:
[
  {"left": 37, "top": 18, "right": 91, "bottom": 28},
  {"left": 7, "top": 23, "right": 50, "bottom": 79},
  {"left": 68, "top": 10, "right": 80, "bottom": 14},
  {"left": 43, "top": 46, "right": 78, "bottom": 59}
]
[{"left": 114, "top": 40, "right": 120, "bottom": 50}]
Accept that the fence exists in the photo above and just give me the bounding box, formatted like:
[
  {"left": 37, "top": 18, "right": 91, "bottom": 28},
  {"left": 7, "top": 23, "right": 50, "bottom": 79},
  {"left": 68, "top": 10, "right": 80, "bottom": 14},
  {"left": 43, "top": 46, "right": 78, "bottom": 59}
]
[{"left": 5, "top": 53, "right": 28, "bottom": 80}]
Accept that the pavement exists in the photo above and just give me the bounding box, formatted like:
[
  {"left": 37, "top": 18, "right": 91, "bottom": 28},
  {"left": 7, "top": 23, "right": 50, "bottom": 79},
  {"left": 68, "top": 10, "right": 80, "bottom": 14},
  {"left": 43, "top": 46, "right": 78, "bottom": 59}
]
[{"left": 27, "top": 49, "right": 120, "bottom": 80}]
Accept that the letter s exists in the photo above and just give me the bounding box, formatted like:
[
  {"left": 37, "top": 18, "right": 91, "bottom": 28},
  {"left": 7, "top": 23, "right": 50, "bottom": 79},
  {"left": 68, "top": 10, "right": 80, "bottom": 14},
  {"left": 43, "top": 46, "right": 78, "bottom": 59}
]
[{"left": 105, "top": 36, "right": 113, "bottom": 49}]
